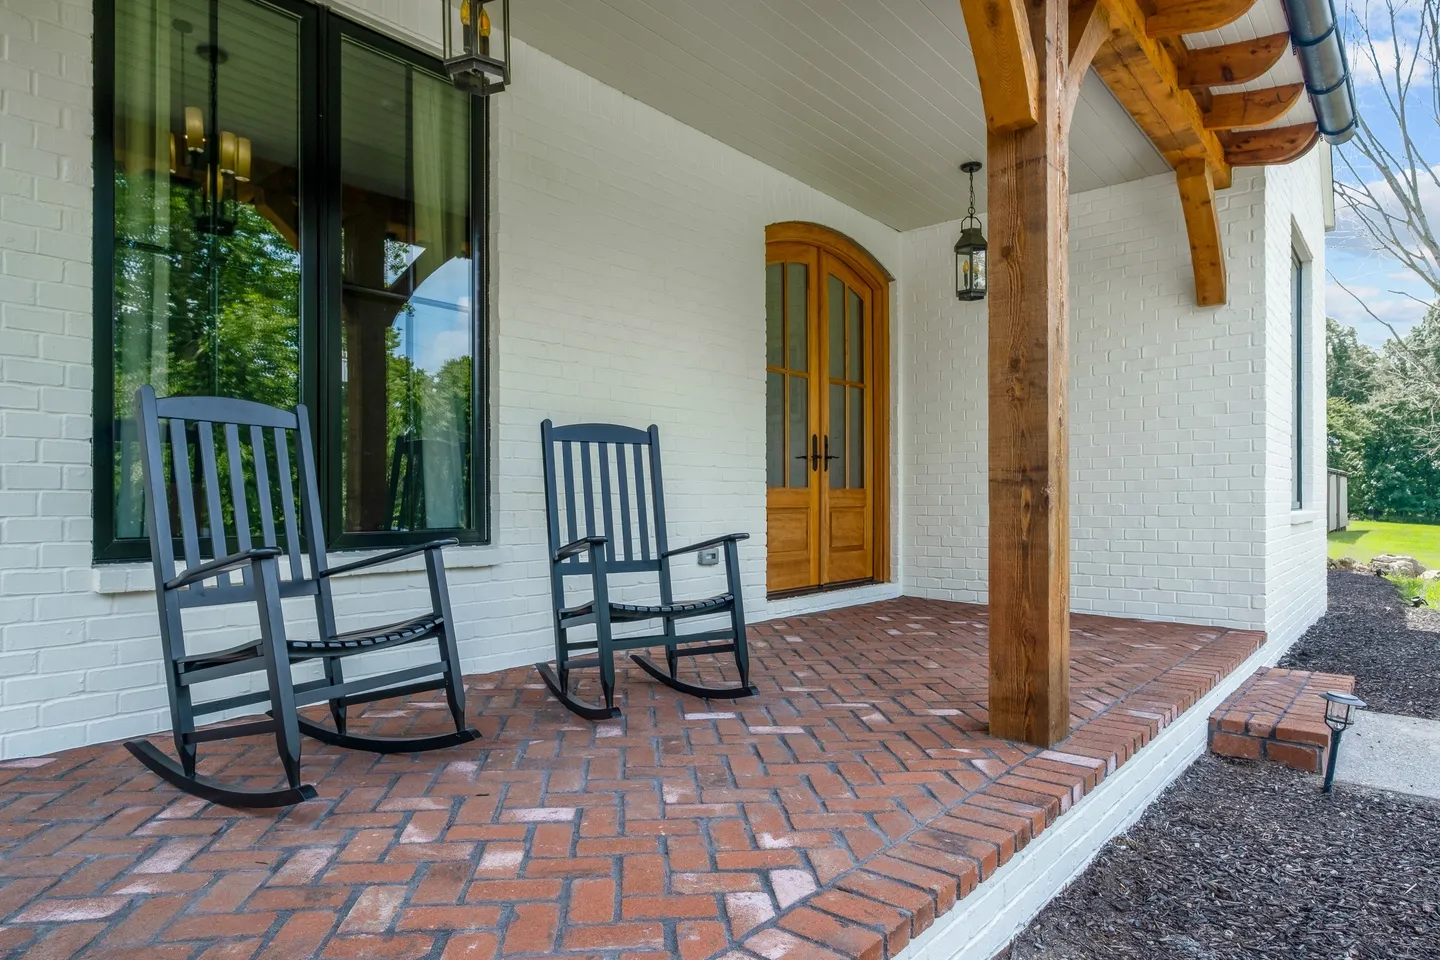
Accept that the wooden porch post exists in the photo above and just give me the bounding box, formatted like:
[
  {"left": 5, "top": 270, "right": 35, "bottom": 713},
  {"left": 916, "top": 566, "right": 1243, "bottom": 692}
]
[{"left": 963, "top": 0, "right": 1107, "bottom": 747}]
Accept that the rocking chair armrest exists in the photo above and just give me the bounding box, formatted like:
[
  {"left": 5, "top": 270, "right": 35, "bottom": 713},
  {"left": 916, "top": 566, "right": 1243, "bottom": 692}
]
[
  {"left": 661, "top": 533, "right": 750, "bottom": 559},
  {"left": 318, "top": 539, "right": 460, "bottom": 578},
  {"left": 554, "top": 536, "right": 609, "bottom": 563},
  {"left": 164, "top": 547, "right": 283, "bottom": 591}
]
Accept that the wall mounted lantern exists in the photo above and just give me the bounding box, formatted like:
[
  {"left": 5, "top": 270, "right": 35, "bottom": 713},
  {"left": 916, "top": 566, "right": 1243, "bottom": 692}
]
[
  {"left": 443, "top": 0, "right": 511, "bottom": 95},
  {"left": 955, "top": 160, "right": 987, "bottom": 302},
  {"left": 1320, "top": 690, "right": 1366, "bottom": 793}
]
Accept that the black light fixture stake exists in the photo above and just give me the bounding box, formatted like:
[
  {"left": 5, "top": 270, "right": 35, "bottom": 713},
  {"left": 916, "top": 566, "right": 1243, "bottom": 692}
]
[{"left": 1320, "top": 690, "right": 1366, "bottom": 793}]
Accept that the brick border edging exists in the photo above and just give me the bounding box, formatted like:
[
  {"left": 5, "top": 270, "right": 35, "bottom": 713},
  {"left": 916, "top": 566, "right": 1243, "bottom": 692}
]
[
  {"left": 1208, "top": 667, "right": 1356, "bottom": 774},
  {"left": 721, "top": 627, "right": 1267, "bottom": 960}
]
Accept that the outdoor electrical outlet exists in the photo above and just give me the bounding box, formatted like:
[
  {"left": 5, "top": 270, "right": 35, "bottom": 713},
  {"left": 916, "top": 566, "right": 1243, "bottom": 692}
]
[{"left": 697, "top": 548, "right": 720, "bottom": 566}]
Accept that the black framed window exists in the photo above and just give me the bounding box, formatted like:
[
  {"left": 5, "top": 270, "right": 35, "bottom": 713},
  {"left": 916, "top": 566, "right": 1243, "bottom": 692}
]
[
  {"left": 1293, "top": 250, "right": 1305, "bottom": 510},
  {"left": 93, "top": 0, "right": 489, "bottom": 561}
]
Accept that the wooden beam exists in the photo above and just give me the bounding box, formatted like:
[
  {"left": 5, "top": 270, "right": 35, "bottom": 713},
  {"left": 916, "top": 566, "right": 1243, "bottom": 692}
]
[
  {"left": 1093, "top": 0, "right": 1232, "bottom": 188},
  {"left": 1176, "top": 160, "right": 1227, "bottom": 307},
  {"left": 988, "top": 0, "right": 1071, "bottom": 748},
  {"left": 1147, "top": 0, "right": 1256, "bottom": 38},
  {"left": 1179, "top": 33, "right": 1291, "bottom": 89},
  {"left": 1221, "top": 123, "right": 1322, "bottom": 166},
  {"left": 960, "top": 0, "right": 1040, "bottom": 132},
  {"left": 1067, "top": 0, "right": 1111, "bottom": 99},
  {"left": 1203, "top": 83, "right": 1305, "bottom": 130}
]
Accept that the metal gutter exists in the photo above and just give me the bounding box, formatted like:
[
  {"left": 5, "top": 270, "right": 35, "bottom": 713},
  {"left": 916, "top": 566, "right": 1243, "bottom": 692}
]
[{"left": 1281, "top": 0, "right": 1358, "bottom": 143}]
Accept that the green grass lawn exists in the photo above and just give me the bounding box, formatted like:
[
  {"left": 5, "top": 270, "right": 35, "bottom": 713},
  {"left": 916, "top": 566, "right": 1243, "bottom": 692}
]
[{"left": 1328, "top": 520, "right": 1440, "bottom": 569}]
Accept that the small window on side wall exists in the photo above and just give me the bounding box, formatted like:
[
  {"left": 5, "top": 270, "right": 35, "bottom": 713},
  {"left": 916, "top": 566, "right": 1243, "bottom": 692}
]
[{"left": 1293, "top": 249, "right": 1305, "bottom": 510}]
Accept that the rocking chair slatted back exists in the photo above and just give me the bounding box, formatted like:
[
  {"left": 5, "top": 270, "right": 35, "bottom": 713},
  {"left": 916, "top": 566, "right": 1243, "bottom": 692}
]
[
  {"left": 541, "top": 420, "right": 670, "bottom": 575},
  {"left": 139, "top": 387, "right": 322, "bottom": 610}
]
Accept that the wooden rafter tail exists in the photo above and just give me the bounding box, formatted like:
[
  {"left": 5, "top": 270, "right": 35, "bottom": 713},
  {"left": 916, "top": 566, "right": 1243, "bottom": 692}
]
[
  {"left": 959, "top": 0, "right": 1039, "bottom": 132},
  {"left": 1147, "top": 0, "right": 1256, "bottom": 38},
  {"left": 1179, "top": 33, "right": 1291, "bottom": 89},
  {"left": 1092, "top": 0, "right": 1232, "bottom": 188},
  {"left": 1176, "top": 160, "right": 1227, "bottom": 307},
  {"left": 1222, "top": 123, "right": 1322, "bottom": 166},
  {"left": 1203, "top": 83, "right": 1305, "bottom": 131}
]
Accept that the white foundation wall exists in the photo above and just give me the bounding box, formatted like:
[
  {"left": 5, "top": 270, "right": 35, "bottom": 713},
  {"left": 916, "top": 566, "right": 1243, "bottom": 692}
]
[
  {"left": 901, "top": 165, "right": 1325, "bottom": 634},
  {"left": 0, "top": 0, "right": 901, "bottom": 757}
]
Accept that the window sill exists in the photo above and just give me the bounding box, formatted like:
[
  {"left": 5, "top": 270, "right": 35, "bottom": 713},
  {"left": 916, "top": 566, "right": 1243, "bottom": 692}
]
[
  {"left": 1290, "top": 510, "right": 1320, "bottom": 526},
  {"left": 93, "top": 544, "right": 512, "bottom": 596}
]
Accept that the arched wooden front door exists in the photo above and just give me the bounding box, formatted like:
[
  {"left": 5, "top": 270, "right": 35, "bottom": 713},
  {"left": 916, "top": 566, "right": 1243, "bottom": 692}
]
[{"left": 765, "top": 223, "right": 890, "bottom": 597}]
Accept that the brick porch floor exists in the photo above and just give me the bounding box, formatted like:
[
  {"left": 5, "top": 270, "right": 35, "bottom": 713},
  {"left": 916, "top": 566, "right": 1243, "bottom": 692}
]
[{"left": 0, "top": 598, "right": 1263, "bottom": 960}]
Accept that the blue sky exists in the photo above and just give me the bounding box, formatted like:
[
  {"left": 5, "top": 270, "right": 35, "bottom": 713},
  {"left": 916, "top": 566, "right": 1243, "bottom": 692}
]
[{"left": 1328, "top": 0, "right": 1438, "bottom": 345}]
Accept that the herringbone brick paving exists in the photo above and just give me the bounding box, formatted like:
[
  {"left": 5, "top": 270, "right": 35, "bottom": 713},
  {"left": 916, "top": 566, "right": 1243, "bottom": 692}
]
[{"left": 0, "top": 598, "right": 1263, "bottom": 960}]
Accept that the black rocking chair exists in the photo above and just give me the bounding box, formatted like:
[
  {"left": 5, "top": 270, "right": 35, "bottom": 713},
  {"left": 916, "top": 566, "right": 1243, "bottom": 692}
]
[
  {"left": 536, "top": 420, "right": 759, "bottom": 720},
  {"left": 127, "top": 386, "right": 479, "bottom": 808}
]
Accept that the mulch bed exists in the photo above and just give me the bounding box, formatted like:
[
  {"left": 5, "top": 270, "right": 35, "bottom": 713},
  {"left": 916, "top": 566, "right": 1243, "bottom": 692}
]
[
  {"left": 1279, "top": 571, "right": 1440, "bottom": 720},
  {"left": 1006, "top": 755, "right": 1440, "bottom": 960}
]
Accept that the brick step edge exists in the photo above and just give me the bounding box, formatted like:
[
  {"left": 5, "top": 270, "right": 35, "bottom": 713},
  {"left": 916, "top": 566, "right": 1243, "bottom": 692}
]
[{"left": 1206, "top": 666, "right": 1356, "bottom": 775}]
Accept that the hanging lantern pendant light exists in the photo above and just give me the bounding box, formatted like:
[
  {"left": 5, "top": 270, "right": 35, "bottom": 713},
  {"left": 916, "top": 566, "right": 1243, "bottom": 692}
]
[
  {"left": 444, "top": 0, "right": 511, "bottom": 95},
  {"left": 955, "top": 161, "right": 988, "bottom": 302}
]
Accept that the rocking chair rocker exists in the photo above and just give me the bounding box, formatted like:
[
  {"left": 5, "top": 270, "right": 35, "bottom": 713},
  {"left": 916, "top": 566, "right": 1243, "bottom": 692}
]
[
  {"left": 536, "top": 420, "right": 759, "bottom": 719},
  {"left": 126, "top": 386, "right": 479, "bottom": 808}
]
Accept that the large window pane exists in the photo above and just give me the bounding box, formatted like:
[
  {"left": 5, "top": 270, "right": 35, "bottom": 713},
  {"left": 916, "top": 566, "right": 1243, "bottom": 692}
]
[
  {"left": 339, "top": 40, "right": 474, "bottom": 534},
  {"left": 111, "top": 0, "right": 302, "bottom": 541}
]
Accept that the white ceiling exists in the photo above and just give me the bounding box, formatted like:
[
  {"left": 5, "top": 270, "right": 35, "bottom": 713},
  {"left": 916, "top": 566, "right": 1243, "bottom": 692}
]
[
  {"left": 510, "top": 0, "right": 1170, "bottom": 231},
  {"left": 510, "top": 0, "right": 1321, "bottom": 231}
]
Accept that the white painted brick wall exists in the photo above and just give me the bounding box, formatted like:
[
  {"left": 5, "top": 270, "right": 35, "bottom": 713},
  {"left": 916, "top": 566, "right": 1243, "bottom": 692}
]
[
  {"left": 0, "top": 0, "right": 901, "bottom": 757},
  {"left": 1260, "top": 150, "right": 1329, "bottom": 646},
  {"left": 900, "top": 164, "right": 1326, "bottom": 638}
]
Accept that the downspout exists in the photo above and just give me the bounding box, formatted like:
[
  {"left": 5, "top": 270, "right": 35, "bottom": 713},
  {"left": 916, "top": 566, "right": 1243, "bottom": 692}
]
[{"left": 1281, "top": 0, "right": 1358, "bottom": 144}]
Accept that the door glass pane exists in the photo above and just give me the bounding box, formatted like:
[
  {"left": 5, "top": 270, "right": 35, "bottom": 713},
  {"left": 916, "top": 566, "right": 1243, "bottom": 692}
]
[
  {"left": 785, "top": 263, "right": 807, "bottom": 372},
  {"left": 787, "top": 376, "right": 809, "bottom": 488},
  {"left": 849, "top": 386, "right": 865, "bottom": 489},
  {"left": 766, "top": 371, "right": 783, "bottom": 488},
  {"left": 847, "top": 289, "right": 864, "bottom": 383},
  {"left": 828, "top": 274, "right": 844, "bottom": 378},
  {"left": 111, "top": 0, "right": 302, "bottom": 541},
  {"left": 340, "top": 39, "right": 473, "bottom": 533},
  {"left": 828, "top": 383, "right": 845, "bottom": 490},
  {"left": 766, "top": 263, "right": 782, "bottom": 368}
]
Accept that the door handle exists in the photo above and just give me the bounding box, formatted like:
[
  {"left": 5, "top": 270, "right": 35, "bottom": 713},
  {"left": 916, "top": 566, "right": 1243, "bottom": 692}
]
[
  {"left": 822, "top": 435, "right": 840, "bottom": 470},
  {"left": 795, "top": 434, "right": 821, "bottom": 471}
]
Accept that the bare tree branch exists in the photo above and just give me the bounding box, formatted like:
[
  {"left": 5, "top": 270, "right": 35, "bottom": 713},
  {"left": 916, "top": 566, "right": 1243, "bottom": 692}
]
[
  {"left": 1330, "top": 273, "right": 1440, "bottom": 390},
  {"left": 1337, "top": 0, "right": 1440, "bottom": 302}
]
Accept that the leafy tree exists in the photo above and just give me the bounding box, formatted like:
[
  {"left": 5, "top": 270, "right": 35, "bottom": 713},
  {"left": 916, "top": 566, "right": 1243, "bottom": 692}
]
[{"left": 1326, "top": 316, "right": 1380, "bottom": 404}]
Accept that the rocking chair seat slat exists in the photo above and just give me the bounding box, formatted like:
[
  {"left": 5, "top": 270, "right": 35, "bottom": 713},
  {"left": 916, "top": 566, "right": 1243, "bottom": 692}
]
[
  {"left": 175, "top": 613, "right": 445, "bottom": 674},
  {"left": 560, "top": 593, "right": 734, "bottom": 623},
  {"left": 292, "top": 613, "right": 443, "bottom": 652}
]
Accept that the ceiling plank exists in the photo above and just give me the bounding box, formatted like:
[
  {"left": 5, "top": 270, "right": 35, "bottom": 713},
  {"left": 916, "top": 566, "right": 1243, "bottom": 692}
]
[
  {"left": 1147, "top": 0, "right": 1257, "bottom": 39},
  {"left": 1176, "top": 159, "right": 1227, "bottom": 307},
  {"left": 1179, "top": 33, "right": 1291, "bottom": 89},
  {"left": 1222, "top": 123, "right": 1322, "bottom": 165},
  {"left": 1203, "top": 82, "right": 1305, "bottom": 130},
  {"left": 958, "top": 0, "right": 1040, "bottom": 132},
  {"left": 1092, "top": 0, "right": 1232, "bottom": 188}
]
